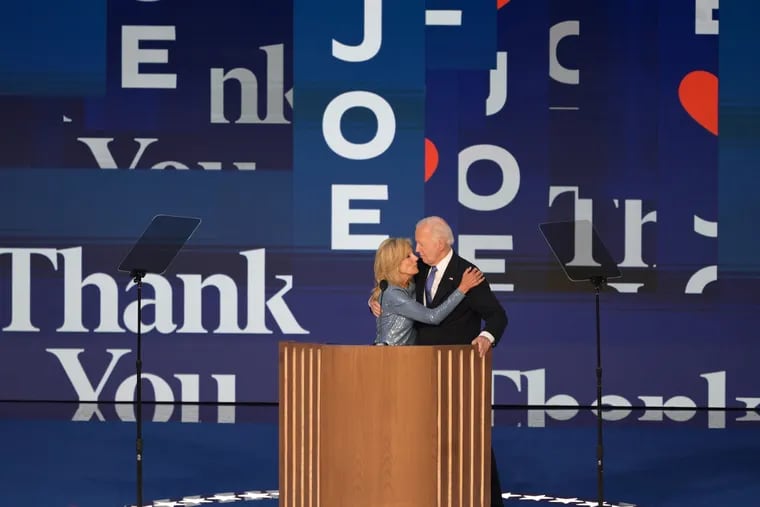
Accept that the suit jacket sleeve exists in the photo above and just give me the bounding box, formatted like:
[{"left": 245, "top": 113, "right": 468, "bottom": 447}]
[
  {"left": 386, "top": 286, "right": 466, "bottom": 325},
  {"left": 449, "top": 254, "right": 508, "bottom": 345},
  {"left": 465, "top": 273, "right": 508, "bottom": 345}
]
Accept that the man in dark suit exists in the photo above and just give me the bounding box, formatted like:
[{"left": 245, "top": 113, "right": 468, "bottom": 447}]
[
  {"left": 414, "top": 215, "right": 508, "bottom": 507},
  {"left": 413, "top": 216, "right": 507, "bottom": 353}
]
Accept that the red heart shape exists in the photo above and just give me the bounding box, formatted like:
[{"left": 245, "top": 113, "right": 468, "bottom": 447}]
[
  {"left": 678, "top": 70, "right": 718, "bottom": 136},
  {"left": 497, "top": 0, "right": 511, "bottom": 8},
  {"left": 425, "top": 138, "right": 439, "bottom": 182}
]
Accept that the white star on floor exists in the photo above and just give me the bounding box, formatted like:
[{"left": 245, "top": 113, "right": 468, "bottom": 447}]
[
  {"left": 153, "top": 501, "right": 181, "bottom": 507},
  {"left": 502, "top": 492, "right": 524, "bottom": 499},
  {"left": 237, "top": 491, "right": 270, "bottom": 500},
  {"left": 549, "top": 498, "right": 581, "bottom": 504},
  {"left": 179, "top": 497, "right": 213, "bottom": 506},
  {"left": 520, "top": 494, "right": 553, "bottom": 501},
  {"left": 206, "top": 493, "right": 241, "bottom": 502}
]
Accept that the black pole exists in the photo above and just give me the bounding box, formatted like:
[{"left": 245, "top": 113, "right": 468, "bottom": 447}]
[
  {"left": 592, "top": 276, "right": 605, "bottom": 507},
  {"left": 133, "top": 271, "right": 145, "bottom": 507}
]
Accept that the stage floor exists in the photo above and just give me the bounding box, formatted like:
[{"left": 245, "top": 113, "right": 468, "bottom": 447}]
[{"left": 0, "top": 402, "right": 757, "bottom": 507}]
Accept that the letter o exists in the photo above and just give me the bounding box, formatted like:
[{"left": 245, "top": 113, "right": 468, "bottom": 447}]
[
  {"left": 664, "top": 395, "right": 697, "bottom": 422},
  {"left": 458, "top": 144, "right": 520, "bottom": 211},
  {"left": 595, "top": 394, "right": 632, "bottom": 421},
  {"left": 114, "top": 373, "right": 175, "bottom": 422},
  {"left": 322, "top": 91, "right": 396, "bottom": 160}
]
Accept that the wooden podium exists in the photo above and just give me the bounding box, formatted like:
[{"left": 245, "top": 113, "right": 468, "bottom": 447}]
[{"left": 279, "top": 342, "right": 492, "bottom": 507}]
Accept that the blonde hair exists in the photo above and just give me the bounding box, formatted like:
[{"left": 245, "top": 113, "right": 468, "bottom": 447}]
[{"left": 371, "top": 237, "right": 413, "bottom": 300}]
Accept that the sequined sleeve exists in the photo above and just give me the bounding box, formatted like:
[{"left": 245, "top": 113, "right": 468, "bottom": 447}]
[{"left": 384, "top": 285, "right": 465, "bottom": 324}]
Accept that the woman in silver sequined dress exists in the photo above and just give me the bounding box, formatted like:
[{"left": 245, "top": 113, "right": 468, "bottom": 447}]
[{"left": 371, "top": 237, "right": 483, "bottom": 346}]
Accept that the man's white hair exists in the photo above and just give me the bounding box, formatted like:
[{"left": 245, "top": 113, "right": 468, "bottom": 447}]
[{"left": 416, "top": 216, "right": 454, "bottom": 246}]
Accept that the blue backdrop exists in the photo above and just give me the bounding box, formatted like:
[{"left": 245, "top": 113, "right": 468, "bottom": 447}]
[{"left": 0, "top": 0, "right": 758, "bottom": 431}]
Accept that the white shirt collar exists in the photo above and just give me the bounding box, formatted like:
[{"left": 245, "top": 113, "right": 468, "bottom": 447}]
[{"left": 432, "top": 248, "right": 454, "bottom": 276}]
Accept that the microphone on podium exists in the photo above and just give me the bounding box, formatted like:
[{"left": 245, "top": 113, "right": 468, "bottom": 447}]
[
  {"left": 379, "top": 280, "right": 388, "bottom": 307},
  {"left": 375, "top": 280, "right": 390, "bottom": 346}
]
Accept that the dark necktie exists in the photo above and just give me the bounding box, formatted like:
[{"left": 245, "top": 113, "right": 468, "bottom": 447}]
[{"left": 425, "top": 266, "right": 437, "bottom": 306}]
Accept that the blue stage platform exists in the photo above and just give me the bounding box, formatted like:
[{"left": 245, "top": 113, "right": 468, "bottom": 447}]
[{"left": 0, "top": 403, "right": 757, "bottom": 507}]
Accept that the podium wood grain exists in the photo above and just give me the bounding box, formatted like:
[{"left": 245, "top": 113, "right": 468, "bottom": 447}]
[{"left": 280, "top": 343, "right": 491, "bottom": 507}]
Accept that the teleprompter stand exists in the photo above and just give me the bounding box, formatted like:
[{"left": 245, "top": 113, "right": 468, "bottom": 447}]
[
  {"left": 118, "top": 215, "right": 201, "bottom": 507},
  {"left": 539, "top": 220, "right": 621, "bottom": 507}
]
